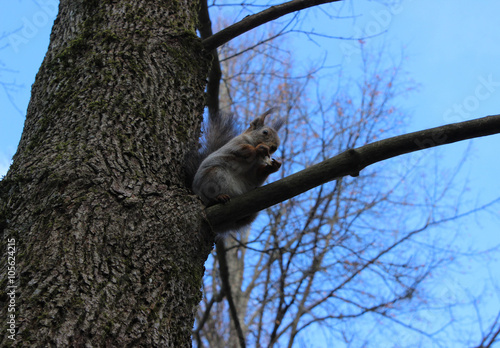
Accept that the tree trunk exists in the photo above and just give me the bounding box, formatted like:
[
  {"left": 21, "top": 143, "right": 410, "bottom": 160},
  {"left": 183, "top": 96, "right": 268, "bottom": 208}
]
[{"left": 0, "top": 1, "right": 212, "bottom": 346}]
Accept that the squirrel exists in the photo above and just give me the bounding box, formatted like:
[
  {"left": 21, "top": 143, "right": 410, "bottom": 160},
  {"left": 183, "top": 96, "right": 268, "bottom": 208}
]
[{"left": 189, "top": 109, "right": 283, "bottom": 235}]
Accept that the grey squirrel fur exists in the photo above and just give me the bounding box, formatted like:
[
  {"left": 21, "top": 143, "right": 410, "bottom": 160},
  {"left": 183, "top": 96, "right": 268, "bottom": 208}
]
[{"left": 189, "top": 109, "right": 283, "bottom": 235}]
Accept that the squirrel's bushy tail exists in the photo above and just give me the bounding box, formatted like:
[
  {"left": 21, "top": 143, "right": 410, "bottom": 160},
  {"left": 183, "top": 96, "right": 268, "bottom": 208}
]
[
  {"left": 185, "top": 112, "right": 239, "bottom": 187},
  {"left": 202, "top": 112, "right": 239, "bottom": 156}
]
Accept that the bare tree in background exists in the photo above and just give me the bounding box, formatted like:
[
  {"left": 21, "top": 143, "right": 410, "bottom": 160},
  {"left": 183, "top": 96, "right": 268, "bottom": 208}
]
[{"left": 194, "top": 9, "right": 500, "bottom": 348}]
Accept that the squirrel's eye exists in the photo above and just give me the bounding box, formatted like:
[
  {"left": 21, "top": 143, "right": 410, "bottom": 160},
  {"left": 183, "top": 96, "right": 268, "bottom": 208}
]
[{"left": 262, "top": 130, "right": 269, "bottom": 135}]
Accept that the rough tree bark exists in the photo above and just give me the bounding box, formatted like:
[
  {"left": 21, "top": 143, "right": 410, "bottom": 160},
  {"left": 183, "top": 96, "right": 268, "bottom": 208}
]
[{"left": 0, "top": 1, "right": 212, "bottom": 346}]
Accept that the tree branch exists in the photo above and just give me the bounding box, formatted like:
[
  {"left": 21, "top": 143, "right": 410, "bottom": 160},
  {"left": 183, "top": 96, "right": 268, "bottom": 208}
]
[
  {"left": 206, "top": 114, "right": 500, "bottom": 226},
  {"left": 198, "top": 0, "right": 221, "bottom": 117},
  {"left": 202, "top": 0, "right": 342, "bottom": 51},
  {"left": 193, "top": 290, "right": 224, "bottom": 347},
  {"left": 216, "top": 241, "right": 246, "bottom": 348}
]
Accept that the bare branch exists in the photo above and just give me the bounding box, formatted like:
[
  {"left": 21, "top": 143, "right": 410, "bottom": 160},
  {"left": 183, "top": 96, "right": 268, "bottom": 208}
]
[
  {"left": 202, "top": 0, "right": 342, "bottom": 51},
  {"left": 216, "top": 241, "right": 247, "bottom": 348},
  {"left": 193, "top": 290, "right": 224, "bottom": 347},
  {"left": 199, "top": 0, "right": 222, "bottom": 117},
  {"left": 475, "top": 311, "right": 500, "bottom": 348},
  {"left": 206, "top": 114, "right": 500, "bottom": 226}
]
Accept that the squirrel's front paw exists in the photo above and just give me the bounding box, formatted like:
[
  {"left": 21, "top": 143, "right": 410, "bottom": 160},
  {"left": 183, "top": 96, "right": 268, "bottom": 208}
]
[
  {"left": 271, "top": 158, "right": 282, "bottom": 170},
  {"left": 216, "top": 194, "right": 231, "bottom": 204},
  {"left": 261, "top": 158, "right": 282, "bottom": 175},
  {"left": 256, "top": 144, "right": 271, "bottom": 157}
]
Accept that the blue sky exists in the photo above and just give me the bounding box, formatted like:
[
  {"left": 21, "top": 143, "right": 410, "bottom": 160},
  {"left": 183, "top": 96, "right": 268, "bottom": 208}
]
[
  {"left": 1, "top": 0, "right": 59, "bottom": 173},
  {"left": 288, "top": 1, "right": 500, "bottom": 344},
  {"left": 1, "top": 0, "right": 499, "bottom": 345}
]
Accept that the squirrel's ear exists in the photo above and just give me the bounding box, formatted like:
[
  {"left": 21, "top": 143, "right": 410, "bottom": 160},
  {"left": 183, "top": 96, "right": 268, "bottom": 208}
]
[
  {"left": 249, "top": 108, "right": 276, "bottom": 130},
  {"left": 272, "top": 117, "right": 285, "bottom": 131}
]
